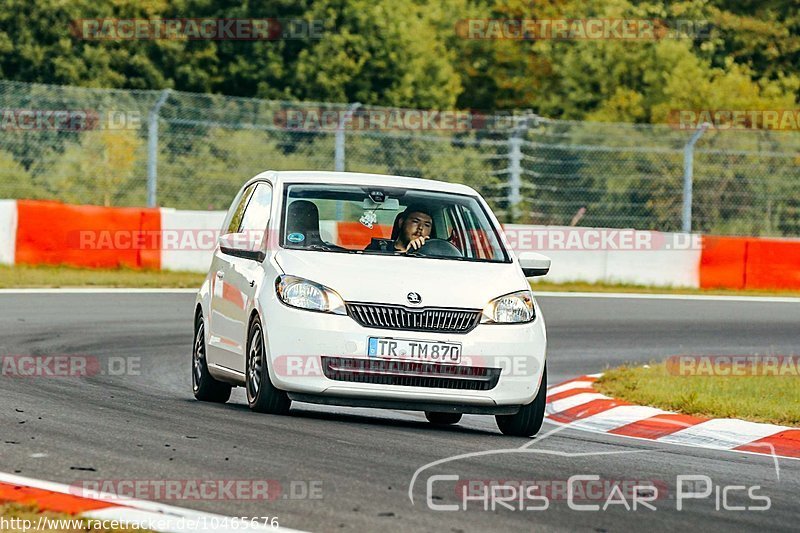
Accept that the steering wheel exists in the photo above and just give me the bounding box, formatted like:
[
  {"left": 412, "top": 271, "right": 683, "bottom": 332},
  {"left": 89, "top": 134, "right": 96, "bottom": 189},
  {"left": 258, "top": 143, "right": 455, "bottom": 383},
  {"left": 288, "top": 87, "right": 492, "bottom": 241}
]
[{"left": 407, "top": 238, "right": 463, "bottom": 258}]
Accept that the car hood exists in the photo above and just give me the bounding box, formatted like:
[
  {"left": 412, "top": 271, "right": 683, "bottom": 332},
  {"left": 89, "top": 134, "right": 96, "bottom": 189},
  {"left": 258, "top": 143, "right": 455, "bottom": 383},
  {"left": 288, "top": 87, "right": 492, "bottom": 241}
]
[{"left": 274, "top": 249, "right": 526, "bottom": 309}]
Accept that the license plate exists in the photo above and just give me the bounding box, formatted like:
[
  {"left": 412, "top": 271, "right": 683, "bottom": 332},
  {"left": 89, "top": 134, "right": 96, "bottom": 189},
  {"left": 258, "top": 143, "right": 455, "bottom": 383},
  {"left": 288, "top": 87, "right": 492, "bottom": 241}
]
[{"left": 367, "top": 337, "right": 461, "bottom": 364}]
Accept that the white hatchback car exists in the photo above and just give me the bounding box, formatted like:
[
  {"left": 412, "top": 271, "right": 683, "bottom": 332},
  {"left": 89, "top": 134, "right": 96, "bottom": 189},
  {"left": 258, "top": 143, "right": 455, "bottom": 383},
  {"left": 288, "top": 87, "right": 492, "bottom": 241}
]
[{"left": 193, "top": 171, "right": 551, "bottom": 436}]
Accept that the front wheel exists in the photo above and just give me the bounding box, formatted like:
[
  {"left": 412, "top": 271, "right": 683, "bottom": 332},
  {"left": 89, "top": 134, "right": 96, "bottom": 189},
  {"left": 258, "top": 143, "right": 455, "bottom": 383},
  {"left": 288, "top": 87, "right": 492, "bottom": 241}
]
[
  {"left": 192, "top": 314, "right": 232, "bottom": 403},
  {"left": 496, "top": 367, "right": 547, "bottom": 437},
  {"left": 425, "top": 411, "right": 462, "bottom": 425},
  {"left": 246, "top": 316, "right": 291, "bottom": 415}
]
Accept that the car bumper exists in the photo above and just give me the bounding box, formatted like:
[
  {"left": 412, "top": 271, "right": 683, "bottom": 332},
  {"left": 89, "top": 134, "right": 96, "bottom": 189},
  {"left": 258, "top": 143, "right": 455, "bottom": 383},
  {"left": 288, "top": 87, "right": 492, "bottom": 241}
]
[{"left": 263, "top": 301, "right": 547, "bottom": 407}]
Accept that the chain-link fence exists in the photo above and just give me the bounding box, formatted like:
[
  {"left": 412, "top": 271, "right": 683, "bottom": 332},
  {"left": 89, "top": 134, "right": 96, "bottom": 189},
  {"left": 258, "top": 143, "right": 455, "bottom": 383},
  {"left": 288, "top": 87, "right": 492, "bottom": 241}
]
[{"left": 1, "top": 79, "right": 798, "bottom": 236}]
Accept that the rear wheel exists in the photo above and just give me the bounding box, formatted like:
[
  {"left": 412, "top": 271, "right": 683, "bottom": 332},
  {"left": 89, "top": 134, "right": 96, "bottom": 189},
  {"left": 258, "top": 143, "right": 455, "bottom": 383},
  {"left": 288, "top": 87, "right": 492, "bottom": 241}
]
[
  {"left": 495, "top": 367, "right": 547, "bottom": 437},
  {"left": 192, "top": 314, "right": 232, "bottom": 403},
  {"left": 424, "top": 411, "right": 462, "bottom": 425},
  {"left": 246, "top": 316, "right": 291, "bottom": 414}
]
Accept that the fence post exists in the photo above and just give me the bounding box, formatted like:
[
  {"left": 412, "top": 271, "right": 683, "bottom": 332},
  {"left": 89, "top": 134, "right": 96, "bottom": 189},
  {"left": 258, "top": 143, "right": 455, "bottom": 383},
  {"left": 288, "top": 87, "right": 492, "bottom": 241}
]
[
  {"left": 507, "top": 115, "right": 532, "bottom": 223},
  {"left": 334, "top": 102, "right": 362, "bottom": 172},
  {"left": 682, "top": 122, "right": 709, "bottom": 233},
  {"left": 334, "top": 102, "right": 361, "bottom": 220},
  {"left": 146, "top": 89, "right": 171, "bottom": 208}
]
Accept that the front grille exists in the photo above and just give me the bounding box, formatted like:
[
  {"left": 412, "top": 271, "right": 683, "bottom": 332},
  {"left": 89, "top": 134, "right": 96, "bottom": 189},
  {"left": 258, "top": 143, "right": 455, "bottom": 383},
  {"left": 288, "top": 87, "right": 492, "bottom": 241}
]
[
  {"left": 321, "top": 356, "right": 501, "bottom": 391},
  {"left": 347, "top": 302, "right": 481, "bottom": 334}
]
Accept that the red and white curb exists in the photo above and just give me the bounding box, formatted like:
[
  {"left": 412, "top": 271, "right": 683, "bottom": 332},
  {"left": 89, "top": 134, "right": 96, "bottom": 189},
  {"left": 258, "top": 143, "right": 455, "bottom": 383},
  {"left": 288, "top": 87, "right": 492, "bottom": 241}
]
[
  {"left": 0, "top": 472, "right": 304, "bottom": 532},
  {"left": 545, "top": 374, "right": 800, "bottom": 460}
]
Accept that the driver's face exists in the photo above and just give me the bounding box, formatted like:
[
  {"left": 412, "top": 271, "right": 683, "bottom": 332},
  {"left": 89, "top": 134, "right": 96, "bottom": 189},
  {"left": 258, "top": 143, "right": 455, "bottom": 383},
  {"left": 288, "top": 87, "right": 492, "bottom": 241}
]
[{"left": 399, "top": 212, "right": 432, "bottom": 243}]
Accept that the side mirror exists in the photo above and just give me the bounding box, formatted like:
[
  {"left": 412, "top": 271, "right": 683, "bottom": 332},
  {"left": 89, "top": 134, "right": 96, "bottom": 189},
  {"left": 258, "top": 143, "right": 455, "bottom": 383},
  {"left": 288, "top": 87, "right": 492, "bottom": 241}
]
[
  {"left": 518, "top": 252, "right": 550, "bottom": 277},
  {"left": 219, "top": 233, "right": 266, "bottom": 262}
]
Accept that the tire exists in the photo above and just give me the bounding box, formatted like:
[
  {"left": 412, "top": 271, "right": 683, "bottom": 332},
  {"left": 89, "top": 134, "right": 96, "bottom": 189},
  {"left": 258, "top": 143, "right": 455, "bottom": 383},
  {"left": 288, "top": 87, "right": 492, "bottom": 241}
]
[
  {"left": 495, "top": 366, "right": 547, "bottom": 437},
  {"left": 192, "top": 313, "right": 232, "bottom": 403},
  {"left": 425, "top": 411, "right": 462, "bottom": 425},
  {"left": 246, "top": 316, "right": 291, "bottom": 414}
]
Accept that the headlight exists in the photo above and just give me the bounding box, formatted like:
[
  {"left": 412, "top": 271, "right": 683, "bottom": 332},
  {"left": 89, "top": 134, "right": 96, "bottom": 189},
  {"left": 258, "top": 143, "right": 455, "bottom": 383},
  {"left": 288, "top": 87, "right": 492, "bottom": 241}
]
[
  {"left": 275, "top": 275, "right": 347, "bottom": 315},
  {"left": 481, "top": 290, "right": 535, "bottom": 324}
]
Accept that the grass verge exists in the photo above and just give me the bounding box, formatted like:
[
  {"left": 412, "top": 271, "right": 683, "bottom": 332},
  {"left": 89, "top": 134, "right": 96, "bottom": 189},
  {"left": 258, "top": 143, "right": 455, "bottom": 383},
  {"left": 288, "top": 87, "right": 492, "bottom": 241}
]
[
  {"left": 0, "top": 503, "right": 154, "bottom": 532},
  {"left": 1, "top": 265, "right": 799, "bottom": 297},
  {"left": 0, "top": 265, "right": 204, "bottom": 288},
  {"left": 596, "top": 362, "right": 800, "bottom": 427}
]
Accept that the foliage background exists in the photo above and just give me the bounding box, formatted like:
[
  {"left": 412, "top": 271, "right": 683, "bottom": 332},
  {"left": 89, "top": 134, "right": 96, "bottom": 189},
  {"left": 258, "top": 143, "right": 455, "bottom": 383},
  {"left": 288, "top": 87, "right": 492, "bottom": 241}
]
[{"left": 2, "top": 0, "right": 797, "bottom": 119}]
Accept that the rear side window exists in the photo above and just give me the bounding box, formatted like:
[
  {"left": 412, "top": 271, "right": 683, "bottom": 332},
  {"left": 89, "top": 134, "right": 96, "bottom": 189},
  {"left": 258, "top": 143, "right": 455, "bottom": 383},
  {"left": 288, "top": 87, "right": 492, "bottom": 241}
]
[
  {"left": 240, "top": 183, "right": 273, "bottom": 232},
  {"left": 445, "top": 204, "right": 503, "bottom": 260}
]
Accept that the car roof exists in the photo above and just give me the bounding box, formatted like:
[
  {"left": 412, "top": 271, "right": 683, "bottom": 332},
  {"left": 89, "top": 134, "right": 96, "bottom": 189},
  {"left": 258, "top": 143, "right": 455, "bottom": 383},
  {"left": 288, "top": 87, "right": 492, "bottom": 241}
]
[{"left": 250, "top": 170, "right": 479, "bottom": 196}]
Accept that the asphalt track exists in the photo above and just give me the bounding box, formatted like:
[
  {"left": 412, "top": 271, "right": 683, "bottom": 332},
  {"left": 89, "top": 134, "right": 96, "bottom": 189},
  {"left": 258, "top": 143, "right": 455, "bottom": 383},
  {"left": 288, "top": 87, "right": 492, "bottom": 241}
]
[{"left": 1, "top": 291, "right": 799, "bottom": 532}]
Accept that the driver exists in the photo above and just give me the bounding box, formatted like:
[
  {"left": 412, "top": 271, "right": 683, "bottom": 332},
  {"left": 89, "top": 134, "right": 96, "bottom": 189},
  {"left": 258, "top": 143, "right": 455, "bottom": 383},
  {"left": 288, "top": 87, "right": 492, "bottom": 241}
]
[
  {"left": 364, "top": 204, "right": 435, "bottom": 253},
  {"left": 394, "top": 205, "right": 433, "bottom": 252}
]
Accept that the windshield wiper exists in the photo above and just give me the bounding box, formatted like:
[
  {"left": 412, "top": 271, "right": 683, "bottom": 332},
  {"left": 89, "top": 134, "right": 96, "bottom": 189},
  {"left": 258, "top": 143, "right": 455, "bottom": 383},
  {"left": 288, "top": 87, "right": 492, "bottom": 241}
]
[
  {"left": 305, "top": 244, "right": 359, "bottom": 253},
  {"left": 402, "top": 252, "right": 465, "bottom": 260},
  {"left": 306, "top": 244, "right": 336, "bottom": 251}
]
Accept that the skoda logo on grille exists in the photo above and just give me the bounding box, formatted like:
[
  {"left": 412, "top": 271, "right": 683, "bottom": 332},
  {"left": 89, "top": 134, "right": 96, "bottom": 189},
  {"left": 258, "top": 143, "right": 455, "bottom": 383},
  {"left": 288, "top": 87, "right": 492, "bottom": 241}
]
[{"left": 407, "top": 292, "right": 422, "bottom": 305}]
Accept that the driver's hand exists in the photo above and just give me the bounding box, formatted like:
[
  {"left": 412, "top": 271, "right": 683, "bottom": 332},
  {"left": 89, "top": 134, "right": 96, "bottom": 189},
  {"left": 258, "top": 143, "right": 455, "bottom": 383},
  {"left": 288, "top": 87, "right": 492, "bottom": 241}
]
[{"left": 407, "top": 235, "right": 429, "bottom": 251}]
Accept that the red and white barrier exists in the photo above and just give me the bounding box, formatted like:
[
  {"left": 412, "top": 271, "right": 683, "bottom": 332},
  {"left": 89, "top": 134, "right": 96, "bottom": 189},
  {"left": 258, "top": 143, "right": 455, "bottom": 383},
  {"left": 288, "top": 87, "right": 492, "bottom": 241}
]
[
  {"left": 1, "top": 199, "right": 800, "bottom": 291},
  {"left": 701, "top": 235, "right": 800, "bottom": 290},
  {"left": 13, "top": 200, "right": 161, "bottom": 269},
  {"left": 159, "top": 208, "right": 226, "bottom": 272},
  {"left": 503, "top": 225, "right": 702, "bottom": 288},
  {"left": 0, "top": 199, "right": 16, "bottom": 265}
]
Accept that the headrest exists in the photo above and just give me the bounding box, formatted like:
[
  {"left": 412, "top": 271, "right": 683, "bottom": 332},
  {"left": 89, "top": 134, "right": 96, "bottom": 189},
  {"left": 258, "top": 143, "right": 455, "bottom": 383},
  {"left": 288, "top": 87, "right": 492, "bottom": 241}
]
[{"left": 286, "top": 200, "right": 322, "bottom": 245}]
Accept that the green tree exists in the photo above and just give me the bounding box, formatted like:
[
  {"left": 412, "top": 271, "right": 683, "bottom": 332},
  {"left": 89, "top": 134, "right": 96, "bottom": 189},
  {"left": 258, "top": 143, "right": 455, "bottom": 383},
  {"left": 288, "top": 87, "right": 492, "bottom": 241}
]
[
  {"left": 290, "top": 0, "right": 462, "bottom": 108},
  {"left": 40, "top": 129, "right": 144, "bottom": 205},
  {"left": 0, "top": 149, "right": 39, "bottom": 198}
]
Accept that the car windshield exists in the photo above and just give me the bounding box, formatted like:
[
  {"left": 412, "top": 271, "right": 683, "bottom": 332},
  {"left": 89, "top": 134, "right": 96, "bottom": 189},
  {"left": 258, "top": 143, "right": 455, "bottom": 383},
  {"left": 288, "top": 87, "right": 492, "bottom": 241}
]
[{"left": 280, "top": 183, "right": 509, "bottom": 263}]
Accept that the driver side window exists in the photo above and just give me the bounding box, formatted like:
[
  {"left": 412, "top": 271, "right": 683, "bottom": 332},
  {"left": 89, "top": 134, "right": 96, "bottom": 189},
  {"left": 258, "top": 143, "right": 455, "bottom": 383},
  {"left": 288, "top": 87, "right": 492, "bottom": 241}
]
[
  {"left": 240, "top": 184, "right": 273, "bottom": 232},
  {"left": 224, "top": 183, "right": 257, "bottom": 234}
]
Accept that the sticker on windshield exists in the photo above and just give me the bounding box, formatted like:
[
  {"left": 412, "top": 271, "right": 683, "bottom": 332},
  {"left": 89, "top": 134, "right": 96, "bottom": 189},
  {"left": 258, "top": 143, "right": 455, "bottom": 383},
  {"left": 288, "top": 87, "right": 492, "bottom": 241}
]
[
  {"left": 359, "top": 211, "right": 377, "bottom": 229},
  {"left": 287, "top": 232, "right": 305, "bottom": 243}
]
